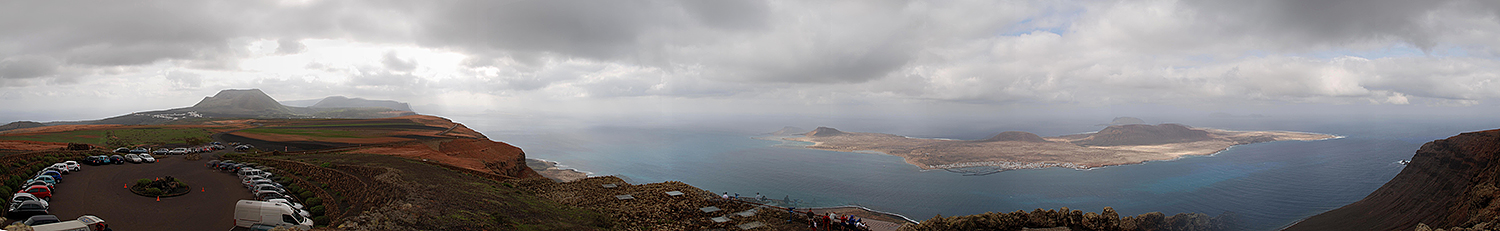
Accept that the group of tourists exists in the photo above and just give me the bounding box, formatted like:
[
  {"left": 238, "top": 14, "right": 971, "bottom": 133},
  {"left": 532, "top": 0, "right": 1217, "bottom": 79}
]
[
  {"left": 791, "top": 208, "right": 869, "bottom": 231},
  {"left": 720, "top": 192, "right": 770, "bottom": 202}
]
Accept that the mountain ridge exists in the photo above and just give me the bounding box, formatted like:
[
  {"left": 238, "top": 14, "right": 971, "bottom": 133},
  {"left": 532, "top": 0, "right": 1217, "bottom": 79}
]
[{"left": 2, "top": 89, "right": 417, "bottom": 127}]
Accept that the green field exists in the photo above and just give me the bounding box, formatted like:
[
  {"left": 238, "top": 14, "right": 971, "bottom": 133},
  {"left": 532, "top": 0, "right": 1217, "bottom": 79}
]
[
  {"left": 0, "top": 127, "right": 215, "bottom": 147},
  {"left": 237, "top": 128, "right": 370, "bottom": 138},
  {"left": 275, "top": 123, "right": 421, "bottom": 128}
]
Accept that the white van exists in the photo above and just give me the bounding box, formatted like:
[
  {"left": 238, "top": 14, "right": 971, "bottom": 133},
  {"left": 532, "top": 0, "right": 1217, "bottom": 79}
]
[
  {"left": 30, "top": 215, "right": 110, "bottom": 231},
  {"left": 234, "top": 200, "right": 313, "bottom": 230}
]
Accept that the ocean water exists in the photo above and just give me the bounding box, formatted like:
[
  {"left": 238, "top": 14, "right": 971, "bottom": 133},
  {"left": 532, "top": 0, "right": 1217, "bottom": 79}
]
[{"left": 470, "top": 116, "right": 1498, "bottom": 231}]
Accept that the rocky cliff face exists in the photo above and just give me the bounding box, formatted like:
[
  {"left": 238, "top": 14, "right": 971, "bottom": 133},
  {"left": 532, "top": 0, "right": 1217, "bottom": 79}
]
[
  {"left": 806, "top": 127, "right": 847, "bottom": 137},
  {"left": 981, "top": 131, "right": 1049, "bottom": 143},
  {"left": 1287, "top": 129, "right": 1500, "bottom": 231},
  {"left": 1072, "top": 124, "right": 1213, "bottom": 146}
]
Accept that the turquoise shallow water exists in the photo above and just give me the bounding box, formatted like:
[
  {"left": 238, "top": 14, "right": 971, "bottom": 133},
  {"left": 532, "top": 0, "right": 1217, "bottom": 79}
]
[{"left": 469, "top": 117, "right": 1497, "bottom": 231}]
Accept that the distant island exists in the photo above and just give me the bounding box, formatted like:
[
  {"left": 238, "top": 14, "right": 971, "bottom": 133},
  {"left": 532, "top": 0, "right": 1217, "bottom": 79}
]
[{"left": 780, "top": 123, "right": 1337, "bottom": 174}]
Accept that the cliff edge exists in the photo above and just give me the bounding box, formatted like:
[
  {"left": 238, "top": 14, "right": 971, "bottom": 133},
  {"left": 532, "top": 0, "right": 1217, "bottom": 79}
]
[{"left": 1287, "top": 129, "right": 1500, "bottom": 231}]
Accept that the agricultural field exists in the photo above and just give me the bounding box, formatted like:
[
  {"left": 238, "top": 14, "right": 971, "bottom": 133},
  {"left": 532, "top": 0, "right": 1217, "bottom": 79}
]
[{"left": 0, "top": 126, "right": 217, "bottom": 148}]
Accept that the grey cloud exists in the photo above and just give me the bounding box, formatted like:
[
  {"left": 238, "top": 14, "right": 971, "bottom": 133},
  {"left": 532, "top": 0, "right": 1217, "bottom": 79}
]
[
  {"left": 0, "top": 1, "right": 262, "bottom": 65},
  {"left": 1181, "top": 0, "right": 1500, "bottom": 51},
  {"left": 413, "top": 0, "right": 671, "bottom": 59},
  {"left": 276, "top": 38, "right": 306, "bottom": 54},
  {"left": 678, "top": 0, "right": 770, "bottom": 30},
  {"left": 0, "top": 56, "right": 60, "bottom": 79},
  {"left": 165, "top": 71, "right": 203, "bottom": 88},
  {"left": 381, "top": 51, "right": 417, "bottom": 72}
]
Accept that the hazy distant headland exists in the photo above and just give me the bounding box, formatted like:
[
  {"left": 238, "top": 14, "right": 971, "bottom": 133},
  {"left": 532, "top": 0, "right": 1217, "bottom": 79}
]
[{"left": 778, "top": 122, "right": 1338, "bottom": 174}]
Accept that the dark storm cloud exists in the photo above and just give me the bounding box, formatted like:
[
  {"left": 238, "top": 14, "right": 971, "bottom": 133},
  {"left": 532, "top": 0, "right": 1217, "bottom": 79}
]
[
  {"left": 1183, "top": 0, "right": 1500, "bottom": 50},
  {"left": 0, "top": 56, "right": 59, "bottom": 79},
  {"left": 0, "top": 1, "right": 262, "bottom": 66}
]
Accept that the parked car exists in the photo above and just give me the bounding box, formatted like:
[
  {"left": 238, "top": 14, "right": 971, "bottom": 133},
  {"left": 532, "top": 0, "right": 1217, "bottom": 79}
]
[
  {"left": 24, "top": 180, "right": 53, "bottom": 191},
  {"left": 248, "top": 182, "right": 285, "bottom": 191},
  {"left": 234, "top": 200, "right": 312, "bottom": 230},
  {"left": 124, "top": 154, "right": 142, "bottom": 163},
  {"left": 140, "top": 154, "right": 156, "bottom": 163},
  {"left": 33, "top": 175, "right": 58, "bottom": 186},
  {"left": 249, "top": 185, "right": 289, "bottom": 195},
  {"left": 169, "top": 148, "right": 189, "bottom": 155},
  {"left": 63, "top": 161, "right": 80, "bottom": 172},
  {"left": 10, "top": 193, "right": 48, "bottom": 208},
  {"left": 29, "top": 215, "right": 110, "bottom": 231},
  {"left": 109, "top": 155, "right": 125, "bottom": 165},
  {"left": 6, "top": 200, "right": 48, "bottom": 219},
  {"left": 48, "top": 163, "right": 69, "bottom": 174},
  {"left": 113, "top": 147, "right": 130, "bottom": 153},
  {"left": 83, "top": 156, "right": 103, "bottom": 165},
  {"left": 242, "top": 176, "right": 270, "bottom": 186},
  {"left": 37, "top": 170, "right": 62, "bottom": 182},
  {"left": 264, "top": 198, "right": 310, "bottom": 217},
  {"left": 129, "top": 148, "right": 149, "bottom": 154},
  {"left": 153, "top": 148, "right": 169, "bottom": 155},
  {"left": 18, "top": 185, "right": 51, "bottom": 200},
  {"left": 22, "top": 214, "right": 62, "bottom": 226},
  {"left": 255, "top": 191, "right": 295, "bottom": 202},
  {"left": 238, "top": 169, "right": 271, "bottom": 179}
]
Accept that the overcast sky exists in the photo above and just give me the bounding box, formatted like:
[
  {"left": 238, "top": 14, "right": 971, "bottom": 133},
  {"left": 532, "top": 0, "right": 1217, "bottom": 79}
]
[{"left": 2, "top": 0, "right": 1498, "bottom": 124}]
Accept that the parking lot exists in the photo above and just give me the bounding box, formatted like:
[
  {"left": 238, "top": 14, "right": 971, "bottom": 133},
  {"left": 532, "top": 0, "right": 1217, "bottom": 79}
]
[{"left": 41, "top": 151, "right": 249, "bottom": 230}]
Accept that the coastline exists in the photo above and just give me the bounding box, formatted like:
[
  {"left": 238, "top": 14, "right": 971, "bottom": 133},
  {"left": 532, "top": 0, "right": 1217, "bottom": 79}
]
[
  {"left": 774, "top": 129, "right": 1341, "bottom": 174},
  {"left": 526, "top": 158, "right": 591, "bottom": 182}
]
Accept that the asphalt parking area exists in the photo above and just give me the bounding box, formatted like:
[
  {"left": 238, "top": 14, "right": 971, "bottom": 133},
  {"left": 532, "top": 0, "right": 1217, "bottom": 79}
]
[{"left": 44, "top": 153, "right": 250, "bottom": 230}]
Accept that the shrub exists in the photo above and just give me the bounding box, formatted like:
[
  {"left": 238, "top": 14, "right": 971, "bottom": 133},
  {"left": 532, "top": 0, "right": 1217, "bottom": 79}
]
[
  {"left": 300, "top": 191, "right": 315, "bottom": 199},
  {"left": 144, "top": 188, "right": 163, "bottom": 195},
  {"left": 136, "top": 178, "right": 152, "bottom": 186},
  {"left": 310, "top": 205, "right": 325, "bottom": 216},
  {"left": 311, "top": 216, "right": 328, "bottom": 226},
  {"left": 305, "top": 197, "right": 322, "bottom": 206}
]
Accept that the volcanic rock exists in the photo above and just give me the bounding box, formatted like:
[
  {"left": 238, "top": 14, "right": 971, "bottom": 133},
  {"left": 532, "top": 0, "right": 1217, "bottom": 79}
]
[
  {"left": 1071, "top": 124, "right": 1213, "bottom": 146},
  {"left": 1287, "top": 129, "right": 1500, "bottom": 231},
  {"left": 805, "top": 127, "right": 847, "bottom": 137}
]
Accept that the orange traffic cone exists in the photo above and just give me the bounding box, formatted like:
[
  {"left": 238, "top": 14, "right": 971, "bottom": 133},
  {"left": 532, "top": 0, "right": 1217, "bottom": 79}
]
[
  {"left": 156, "top": 196, "right": 160, "bottom": 201},
  {"left": 124, "top": 184, "right": 128, "bottom": 188},
  {"left": 201, "top": 187, "right": 205, "bottom": 192}
]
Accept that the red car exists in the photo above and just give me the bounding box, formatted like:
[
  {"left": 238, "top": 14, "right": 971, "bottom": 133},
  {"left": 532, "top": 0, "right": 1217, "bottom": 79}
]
[{"left": 19, "top": 185, "right": 50, "bottom": 200}]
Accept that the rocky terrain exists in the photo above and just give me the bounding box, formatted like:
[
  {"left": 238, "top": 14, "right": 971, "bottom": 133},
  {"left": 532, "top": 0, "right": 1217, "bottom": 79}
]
[
  {"left": 1287, "top": 129, "right": 1500, "bottom": 231},
  {"left": 785, "top": 124, "right": 1336, "bottom": 173},
  {"left": 899, "top": 207, "right": 1235, "bottom": 231}
]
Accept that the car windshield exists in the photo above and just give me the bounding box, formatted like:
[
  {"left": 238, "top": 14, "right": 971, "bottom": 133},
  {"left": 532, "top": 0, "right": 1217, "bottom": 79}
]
[
  {"left": 13, "top": 197, "right": 31, "bottom": 202},
  {"left": 292, "top": 210, "right": 307, "bottom": 223}
]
